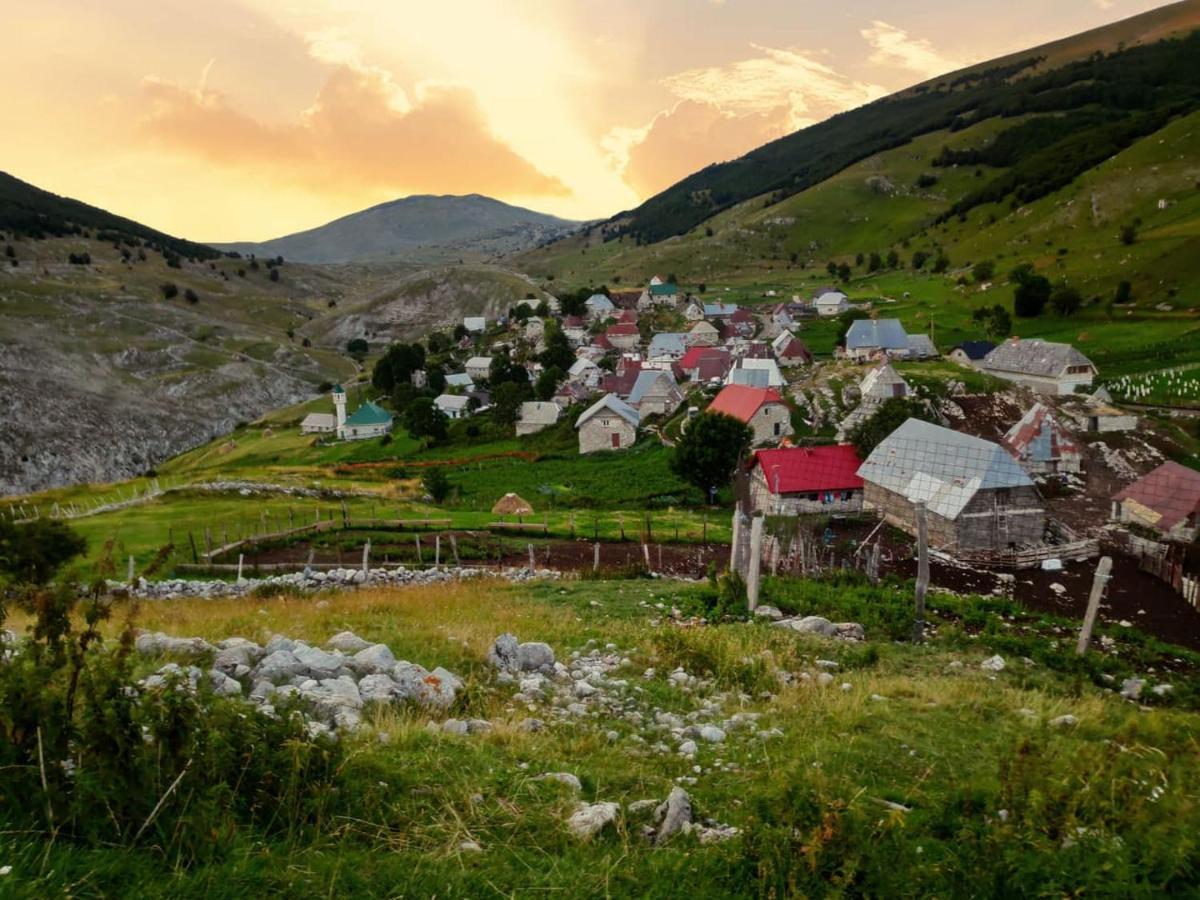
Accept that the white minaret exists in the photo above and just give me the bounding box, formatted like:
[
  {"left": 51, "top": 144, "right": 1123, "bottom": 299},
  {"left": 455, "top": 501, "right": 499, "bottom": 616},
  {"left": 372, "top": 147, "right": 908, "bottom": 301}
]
[{"left": 333, "top": 385, "right": 347, "bottom": 437}]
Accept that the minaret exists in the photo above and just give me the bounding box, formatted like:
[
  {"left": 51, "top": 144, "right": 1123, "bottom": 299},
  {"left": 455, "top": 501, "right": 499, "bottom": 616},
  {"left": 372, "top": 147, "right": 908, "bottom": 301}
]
[{"left": 332, "top": 384, "right": 347, "bottom": 438}]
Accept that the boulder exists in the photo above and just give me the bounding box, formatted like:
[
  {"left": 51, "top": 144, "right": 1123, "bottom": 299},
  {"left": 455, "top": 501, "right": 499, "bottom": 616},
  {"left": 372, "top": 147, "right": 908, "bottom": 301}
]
[
  {"left": 207, "top": 670, "right": 243, "bottom": 697},
  {"left": 533, "top": 772, "right": 582, "bottom": 793},
  {"left": 698, "top": 725, "right": 726, "bottom": 743},
  {"left": 753, "top": 605, "right": 784, "bottom": 621},
  {"left": 792, "top": 616, "right": 837, "bottom": 637},
  {"left": 264, "top": 635, "right": 297, "bottom": 654},
  {"left": 327, "top": 631, "right": 372, "bottom": 654},
  {"left": 421, "top": 666, "right": 462, "bottom": 709},
  {"left": 293, "top": 644, "right": 345, "bottom": 678},
  {"left": 1120, "top": 677, "right": 1145, "bottom": 701},
  {"left": 256, "top": 649, "right": 306, "bottom": 683},
  {"left": 654, "top": 787, "right": 692, "bottom": 845},
  {"left": 1049, "top": 714, "right": 1079, "bottom": 728},
  {"left": 358, "top": 673, "right": 399, "bottom": 703},
  {"left": 567, "top": 801, "right": 620, "bottom": 841},
  {"left": 517, "top": 642, "right": 556, "bottom": 672},
  {"left": 212, "top": 642, "right": 264, "bottom": 674},
  {"left": 351, "top": 643, "right": 397, "bottom": 675},
  {"left": 980, "top": 655, "right": 1006, "bottom": 672},
  {"left": 135, "top": 632, "right": 216, "bottom": 661},
  {"left": 488, "top": 633, "right": 521, "bottom": 671}
]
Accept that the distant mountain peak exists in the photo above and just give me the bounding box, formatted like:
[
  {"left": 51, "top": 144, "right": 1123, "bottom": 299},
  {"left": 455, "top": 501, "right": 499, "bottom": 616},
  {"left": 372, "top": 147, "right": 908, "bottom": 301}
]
[{"left": 213, "top": 194, "right": 579, "bottom": 265}]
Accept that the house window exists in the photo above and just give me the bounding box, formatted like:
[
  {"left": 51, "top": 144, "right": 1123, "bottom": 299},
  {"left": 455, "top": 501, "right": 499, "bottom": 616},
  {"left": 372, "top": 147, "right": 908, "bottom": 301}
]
[
  {"left": 774, "top": 422, "right": 782, "bottom": 436},
  {"left": 995, "top": 488, "right": 1011, "bottom": 509},
  {"left": 842, "top": 491, "right": 853, "bottom": 501},
  {"left": 823, "top": 492, "right": 833, "bottom": 505}
]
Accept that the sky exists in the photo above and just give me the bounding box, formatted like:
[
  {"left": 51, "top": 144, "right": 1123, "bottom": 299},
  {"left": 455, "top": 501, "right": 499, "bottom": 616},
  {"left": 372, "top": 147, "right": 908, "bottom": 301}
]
[{"left": 0, "top": 0, "right": 1173, "bottom": 241}]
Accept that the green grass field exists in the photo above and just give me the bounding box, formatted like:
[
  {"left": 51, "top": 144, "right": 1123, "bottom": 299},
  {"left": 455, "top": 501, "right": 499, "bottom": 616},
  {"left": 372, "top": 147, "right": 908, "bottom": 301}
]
[{"left": 4, "top": 575, "right": 1198, "bottom": 896}]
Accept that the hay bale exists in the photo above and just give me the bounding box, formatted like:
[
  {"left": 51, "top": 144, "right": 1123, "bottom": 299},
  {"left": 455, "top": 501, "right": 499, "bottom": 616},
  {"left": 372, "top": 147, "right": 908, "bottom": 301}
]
[{"left": 492, "top": 493, "right": 533, "bottom": 516}]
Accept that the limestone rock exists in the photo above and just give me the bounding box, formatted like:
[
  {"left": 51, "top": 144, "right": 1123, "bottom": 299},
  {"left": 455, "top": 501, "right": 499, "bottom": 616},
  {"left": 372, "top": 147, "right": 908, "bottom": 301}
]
[
  {"left": 654, "top": 787, "right": 692, "bottom": 845},
  {"left": 327, "top": 631, "right": 372, "bottom": 654},
  {"left": 568, "top": 801, "right": 620, "bottom": 840}
]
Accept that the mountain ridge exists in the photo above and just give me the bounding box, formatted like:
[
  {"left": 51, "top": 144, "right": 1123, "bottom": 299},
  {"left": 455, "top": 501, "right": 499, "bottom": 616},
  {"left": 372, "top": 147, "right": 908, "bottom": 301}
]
[{"left": 211, "top": 193, "right": 581, "bottom": 265}]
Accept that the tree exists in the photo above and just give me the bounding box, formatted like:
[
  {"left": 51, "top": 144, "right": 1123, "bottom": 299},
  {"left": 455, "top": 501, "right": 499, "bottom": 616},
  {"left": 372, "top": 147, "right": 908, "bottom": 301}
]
[
  {"left": 346, "top": 338, "right": 369, "bottom": 358},
  {"left": 452, "top": 324, "right": 469, "bottom": 341},
  {"left": 403, "top": 397, "right": 447, "bottom": 441},
  {"left": 868, "top": 252, "right": 882, "bottom": 272},
  {"left": 492, "top": 380, "right": 531, "bottom": 428},
  {"left": 535, "top": 366, "right": 563, "bottom": 401},
  {"left": 159, "top": 282, "right": 178, "bottom": 300},
  {"left": 1050, "top": 283, "right": 1083, "bottom": 317},
  {"left": 1011, "top": 264, "right": 1051, "bottom": 318},
  {"left": 886, "top": 249, "right": 900, "bottom": 269},
  {"left": 426, "top": 366, "right": 446, "bottom": 395},
  {"left": 422, "top": 468, "right": 451, "bottom": 503},
  {"left": 0, "top": 520, "right": 87, "bottom": 585},
  {"left": 837, "top": 262, "right": 851, "bottom": 283},
  {"left": 488, "top": 349, "right": 528, "bottom": 387},
  {"left": 509, "top": 303, "right": 532, "bottom": 323},
  {"left": 826, "top": 261, "right": 838, "bottom": 277},
  {"left": 1119, "top": 222, "right": 1138, "bottom": 245},
  {"left": 1115, "top": 280, "right": 1133, "bottom": 304},
  {"left": 972, "top": 259, "right": 995, "bottom": 282},
  {"left": 670, "top": 413, "right": 752, "bottom": 502},
  {"left": 848, "top": 398, "right": 936, "bottom": 458},
  {"left": 538, "top": 324, "right": 574, "bottom": 372},
  {"left": 932, "top": 253, "right": 950, "bottom": 274},
  {"left": 972, "top": 304, "right": 1012, "bottom": 339},
  {"left": 269, "top": 267, "right": 280, "bottom": 282},
  {"left": 534, "top": 299, "right": 550, "bottom": 317},
  {"left": 834, "top": 310, "right": 858, "bottom": 348},
  {"left": 183, "top": 288, "right": 199, "bottom": 304},
  {"left": 912, "top": 250, "right": 930, "bottom": 270},
  {"left": 373, "top": 342, "right": 426, "bottom": 393}
]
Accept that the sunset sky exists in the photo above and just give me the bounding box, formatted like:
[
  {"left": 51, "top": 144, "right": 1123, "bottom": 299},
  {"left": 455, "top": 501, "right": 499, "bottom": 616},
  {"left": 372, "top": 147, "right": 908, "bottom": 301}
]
[{"left": 1, "top": 0, "right": 1172, "bottom": 241}]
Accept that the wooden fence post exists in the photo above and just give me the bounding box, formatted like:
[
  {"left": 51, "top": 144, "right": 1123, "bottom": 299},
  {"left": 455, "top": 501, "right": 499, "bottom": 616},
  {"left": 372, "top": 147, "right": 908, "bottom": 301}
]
[
  {"left": 746, "top": 516, "right": 764, "bottom": 611},
  {"left": 528, "top": 543, "right": 536, "bottom": 572},
  {"left": 450, "top": 534, "right": 460, "bottom": 567},
  {"left": 1076, "top": 556, "right": 1113, "bottom": 656},
  {"left": 237, "top": 553, "right": 244, "bottom": 582},
  {"left": 593, "top": 542, "right": 600, "bottom": 572},
  {"left": 362, "top": 540, "right": 371, "bottom": 576},
  {"left": 435, "top": 534, "right": 441, "bottom": 567},
  {"left": 414, "top": 534, "right": 422, "bottom": 565},
  {"left": 127, "top": 555, "right": 135, "bottom": 585},
  {"left": 188, "top": 532, "right": 199, "bottom": 563},
  {"left": 913, "top": 502, "right": 929, "bottom": 644}
]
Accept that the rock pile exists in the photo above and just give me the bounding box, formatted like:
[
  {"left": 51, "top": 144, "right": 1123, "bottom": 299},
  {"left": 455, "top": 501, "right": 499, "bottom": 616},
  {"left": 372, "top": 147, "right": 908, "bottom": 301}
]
[
  {"left": 135, "top": 629, "right": 462, "bottom": 736},
  {"left": 115, "top": 565, "right": 557, "bottom": 600}
]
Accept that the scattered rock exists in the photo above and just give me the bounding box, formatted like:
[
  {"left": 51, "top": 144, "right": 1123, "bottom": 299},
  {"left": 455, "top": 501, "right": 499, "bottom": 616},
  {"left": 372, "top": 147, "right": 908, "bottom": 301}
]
[
  {"left": 980, "top": 655, "right": 1006, "bottom": 672},
  {"left": 533, "top": 772, "right": 582, "bottom": 793},
  {"left": 1119, "top": 677, "right": 1145, "bottom": 701},
  {"left": 567, "top": 802, "right": 620, "bottom": 841},
  {"left": 654, "top": 787, "right": 693, "bottom": 844},
  {"left": 1049, "top": 714, "right": 1079, "bottom": 728}
]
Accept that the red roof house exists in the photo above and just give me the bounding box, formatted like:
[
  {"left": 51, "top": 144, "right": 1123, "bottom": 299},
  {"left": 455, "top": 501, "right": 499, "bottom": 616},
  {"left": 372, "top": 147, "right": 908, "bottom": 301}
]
[
  {"left": 604, "top": 321, "right": 641, "bottom": 350},
  {"left": 708, "top": 384, "right": 793, "bottom": 445},
  {"left": 749, "top": 445, "right": 865, "bottom": 514},
  {"left": 1112, "top": 461, "right": 1200, "bottom": 541},
  {"left": 677, "top": 346, "right": 732, "bottom": 382}
]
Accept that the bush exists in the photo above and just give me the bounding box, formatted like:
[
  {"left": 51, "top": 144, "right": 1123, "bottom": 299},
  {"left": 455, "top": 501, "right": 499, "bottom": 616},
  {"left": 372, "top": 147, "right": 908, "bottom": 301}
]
[
  {"left": 183, "top": 288, "right": 199, "bottom": 304},
  {"left": 159, "top": 282, "right": 178, "bottom": 299},
  {"left": 422, "top": 468, "right": 451, "bottom": 502},
  {"left": 0, "top": 519, "right": 87, "bottom": 586}
]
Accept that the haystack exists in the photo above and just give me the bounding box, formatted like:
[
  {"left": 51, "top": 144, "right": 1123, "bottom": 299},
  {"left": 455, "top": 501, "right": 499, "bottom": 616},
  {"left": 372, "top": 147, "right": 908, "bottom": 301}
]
[{"left": 492, "top": 493, "right": 533, "bottom": 516}]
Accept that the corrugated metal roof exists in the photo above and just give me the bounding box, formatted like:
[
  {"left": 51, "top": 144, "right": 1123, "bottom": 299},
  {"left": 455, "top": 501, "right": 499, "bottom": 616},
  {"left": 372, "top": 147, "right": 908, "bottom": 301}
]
[
  {"left": 576, "top": 393, "right": 640, "bottom": 428},
  {"left": 628, "top": 370, "right": 680, "bottom": 405},
  {"left": 982, "top": 338, "right": 1093, "bottom": 378},
  {"left": 445, "top": 373, "right": 474, "bottom": 388},
  {"left": 648, "top": 333, "right": 688, "bottom": 357},
  {"left": 846, "top": 319, "right": 909, "bottom": 351},
  {"left": 755, "top": 445, "right": 863, "bottom": 494},
  {"left": 1002, "top": 403, "right": 1080, "bottom": 463},
  {"left": 1113, "top": 461, "right": 1200, "bottom": 531},
  {"left": 857, "top": 418, "right": 1035, "bottom": 520},
  {"left": 727, "top": 368, "right": 771, "bottom": 388},
  {"left": 859, "top": 363, "right": 908, "bottom": 400},
  {"left": 709, "top": 385, "right": 783, "bottom": 422}
]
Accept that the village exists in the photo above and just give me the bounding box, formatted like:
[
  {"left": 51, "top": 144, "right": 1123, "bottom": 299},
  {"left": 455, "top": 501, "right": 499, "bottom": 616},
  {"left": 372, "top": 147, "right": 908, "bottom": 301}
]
[{"left": 291, "top": 275, "right": 1200, "bottom": 632}]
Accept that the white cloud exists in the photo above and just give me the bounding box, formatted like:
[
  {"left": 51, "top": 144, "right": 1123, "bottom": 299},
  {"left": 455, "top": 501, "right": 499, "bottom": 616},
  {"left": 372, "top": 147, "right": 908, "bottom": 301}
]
[
  {"left": 860, "top": 21, "right": 962, "bottom": 79},
  {"left": 660, "top": 44, "right": 886, "bottom": 131}
]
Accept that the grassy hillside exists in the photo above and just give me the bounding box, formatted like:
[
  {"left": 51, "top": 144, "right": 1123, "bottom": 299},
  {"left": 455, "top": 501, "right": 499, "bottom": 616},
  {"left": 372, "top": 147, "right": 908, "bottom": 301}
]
[
  {"left": 4, "top": 576, "right": 1199, "bottom": 895},
  {"left": 514, "top": 108, "right": 1200, "bottom": 379},
  {"left": 592, "top": 17, "right": 1200, "bottom": 244}
]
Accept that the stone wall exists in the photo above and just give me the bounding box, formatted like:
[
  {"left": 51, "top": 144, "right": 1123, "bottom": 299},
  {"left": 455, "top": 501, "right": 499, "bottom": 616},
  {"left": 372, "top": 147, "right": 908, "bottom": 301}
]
[{"left": 748, "top": 404, "right": 793, "bottom": 445}]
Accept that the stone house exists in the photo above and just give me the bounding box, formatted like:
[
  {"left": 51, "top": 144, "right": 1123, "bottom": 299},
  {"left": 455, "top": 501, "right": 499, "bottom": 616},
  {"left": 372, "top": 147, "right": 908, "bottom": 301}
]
[
  {"left": 567, "top": 357, "right": 603, "bottom": 389},
  {"left": 857, "top": 418, "right": 1045, "bottom": 553},
  {"left": 584, "top": 293, "right": 615, "bottom": 321},
  {"left": 948, "top": 340, "right": 995, "bottom": 369},
  {"left": 300, "top": 412, "right": 337, "bottom": 434},
  {"left": 576, "top": 393, "right": 640, "bottom": 454},
  {"left": 687, "top": 320, "right": 720, "bottom": 347},
  {"left": 772, "top": 331, "right": 813, "bottom": 367},
  {"left": 604, "top": 322, "right": 641, "bottom": 351},
  {"left": 981, "top": 338, "right": 1096, "bottom": 395},
  {"left": 435, "top": 394, "right": 471, "bottom": 419},
  {"left": 626, "top": 369, "right": 683, "bottom": 418},
  {"left": 749, "top": 445, "right": 864, "bottom": 515},
  {"left": 844, "top": 319, "right": 910, "bottom": 362},
  {"left": 708, "top": 384, "right": 793, "bottom": 446},
  {"left": 677, "top": 347, "right": 732, "bottom": 383}
]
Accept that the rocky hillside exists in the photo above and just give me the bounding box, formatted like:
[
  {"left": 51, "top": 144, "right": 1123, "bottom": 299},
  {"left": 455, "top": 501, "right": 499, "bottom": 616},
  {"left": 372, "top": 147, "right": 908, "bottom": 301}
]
[{"left": 213, "top": 194, "right": 579, "bottom": 265}]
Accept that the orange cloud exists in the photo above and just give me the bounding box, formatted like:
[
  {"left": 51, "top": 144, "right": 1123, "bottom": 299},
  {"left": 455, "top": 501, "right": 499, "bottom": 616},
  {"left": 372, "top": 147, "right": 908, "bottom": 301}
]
[
  {"left": 617, "top": 101, "right": 792, "bottom": 199},
  {"left": 139, "top": 65, "right": 569, "bottom": 199}
]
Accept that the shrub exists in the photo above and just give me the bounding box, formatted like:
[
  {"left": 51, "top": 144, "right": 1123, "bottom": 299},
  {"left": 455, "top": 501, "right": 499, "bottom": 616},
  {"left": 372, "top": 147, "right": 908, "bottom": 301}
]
[
  {"left": 183, "top": 288, "right": 199, "bottom": 304},
  {"left": 160, "top": 282, "right": 178, "bottom": 299}
]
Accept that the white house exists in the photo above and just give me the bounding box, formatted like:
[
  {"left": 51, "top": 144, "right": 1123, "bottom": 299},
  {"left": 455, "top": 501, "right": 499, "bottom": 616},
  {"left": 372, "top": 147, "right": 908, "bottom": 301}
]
[
  {"left": 813, "top": 289, "right": 849, "bottom": 316},
  {"left": 683, "top": 299, "right": 706, "bottom": 321},
  {"left": 463, "top": 316, "right": 486, "bottom": 334},
  {"left": 300, "top": 412, "right": 337, "bottom": 434},
  {"left": 516, "top": 401, "right": 561, "bottom": 436},
  {"left": 445, "top": 372, "right": 475, "bottom": 391},
  {"left": 435, "top": 394, "right": 472, "bottom": 419},
  {"left": 465, "top": 356, "right": 493, "bottom": 381}
]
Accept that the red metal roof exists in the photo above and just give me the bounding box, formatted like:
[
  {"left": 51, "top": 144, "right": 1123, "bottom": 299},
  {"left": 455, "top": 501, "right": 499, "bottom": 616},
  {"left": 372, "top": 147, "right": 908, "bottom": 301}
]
[
  {"left": 708, "top": 385, "right": 784, "bottom": 422},
  {"left": 1113, "top": 461, "right": 1200, "bottom": 532},
  {"left": 754, "top": 445, "right": 865, "bottom": 494},
  {"left": 591, "top": 334, "right": 613, "bottom": 349},
  {"left": 776, "top": 336, "right": 813, "bottom": 361},
  {"left": 678, "top": 346, "right": 730, "bottom": 369}
]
